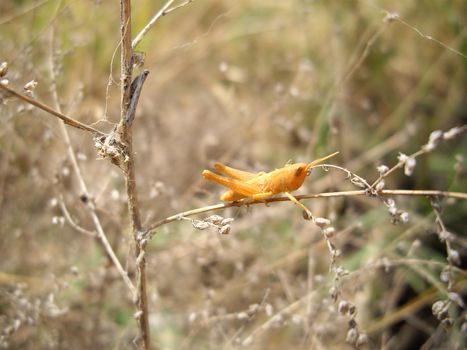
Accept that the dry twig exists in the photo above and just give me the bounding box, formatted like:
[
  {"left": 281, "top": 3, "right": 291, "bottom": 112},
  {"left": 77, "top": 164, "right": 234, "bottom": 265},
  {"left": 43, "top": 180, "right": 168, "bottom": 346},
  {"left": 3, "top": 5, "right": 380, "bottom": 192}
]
[
  {"left": 0, "top": 82, "right": 105, "bottom": 136},
  {"left": 132, "top": 0, "right": 196, "bottom": 49}
]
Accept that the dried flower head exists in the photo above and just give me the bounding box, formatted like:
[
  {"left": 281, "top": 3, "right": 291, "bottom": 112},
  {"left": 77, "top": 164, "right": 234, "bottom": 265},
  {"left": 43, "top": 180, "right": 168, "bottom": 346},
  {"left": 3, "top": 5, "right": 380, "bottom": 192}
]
[
  {"left": 443, "top": 126, "right": 462, "bottom": 140},
  {"left": 192, "top": 220, "right": 210, "bottom": 230},
  {"left": 447, "top": 248, "right": 461, "bottom": 266},
  {"left": 218, "top": 224, "right": 231, "bottom": 235},
  {"left": 346, "top": 327, "right": 359, "bottom": 344},
  {"left": 205, "top": 215, "right": 224, "bottom": 225},
  {"left": 432, "top": 300, "right": 449, "bottom": 321},
  {"left": 323, "top": 227, "right": 336, "bottom": 238},
  {"left": 376, "top": 164, "right": 389, "bottom": 175},
  {"left": 356, "top": 333, "right": 368, "bottom": 346},
  {"left": 0, "top": 62, "right": 7, "bottom": 78},
  {"left": 338, "top": 300, "right": 350, "bottom": 315},
  {"left": 422, "top": 130, "right": 443, "bottom": 151},
  {"left": 404, "top": 157, "right": 416, "bottom": 176},
  {"left": 384, "top": 12, "right": 399, "bottom": 22},
  {"left": 23, "top": 80, "right": 38, "bottom": 95},
  {"left": 375, "top": 179, "right": 385, "bottom": 191},
  {"left": 315, "top": 217, "right": 331, "bottom": 227}
]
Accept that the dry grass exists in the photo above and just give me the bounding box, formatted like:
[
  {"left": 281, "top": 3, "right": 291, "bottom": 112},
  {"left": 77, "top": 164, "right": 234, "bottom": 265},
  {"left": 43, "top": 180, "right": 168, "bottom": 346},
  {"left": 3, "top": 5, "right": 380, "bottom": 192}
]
[{"left": 0, "top": 0, "right": 466, "bottom": 349}]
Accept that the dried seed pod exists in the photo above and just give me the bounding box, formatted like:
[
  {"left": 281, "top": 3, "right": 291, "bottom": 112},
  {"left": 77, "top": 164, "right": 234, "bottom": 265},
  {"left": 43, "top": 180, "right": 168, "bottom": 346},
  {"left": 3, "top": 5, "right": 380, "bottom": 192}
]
[
  {"left": 443, "top": 126, "right": 462, "bottom": 140},
  {"left": 440, "top": 267, "right": 452, "bottom": 284},
  {"left": 188, "top": 312, "right": 197, "bottom": 323},
  {"left": 422, "top": 130, "right": 443, "bottom": 151},
  {"left": 356, "top": 333, "right": 368, "bottom": 346},
  {"left": 329, "top": 285, "right": 339, "bottom": 301},
  {"left": 315, "top": 217, "right": 331, "bottom": 227},
  {"left": 399, "top": 211, "right": 409, "bottom": 223},
  {"left": 384, "top": 12, "right": 399, "bottom": 22},
  {"left": 338, "top": 300, "right": 350, "bottom": 315},
  {"left": 375, "top": 179, "right": 385, "bottom": 191},
  {"left": 237, "top": 312, "right": 248, "bottom": 320},
  {"left": 220, "top": 218, "right": 234, "bottom": 226},
  {"left": 348, "top": 304, "right": 357, "bottom": 317},
  {"left": 323, "top": 227, "right": 336, "bottom": 238},
  {"left": 192, "top": 220, "right": 210, "bottom": 230},
  {"left": 447, "top": 249, "right": 461, "bottom": 266},
  {"left": 397, "top": 153, "right": 409, "bottom": 163},
  {"left": 377, "top": 164, "right": 389, "bottom": 175},
  {"left": 404, "top": 157, "right": 416, "bottom": 176},
  {"left": 302, "top": 210, "right": 313, "bottom": 220},
  {"left": 448, "top": 292, "right": 465, "bottom": 308},
  {"left": 438, "top": 229, "right": 453, "bottom": 242},
  {"left": 218, "top": 224, "right": 231, "bottom": 235},
  {"left": 23, "top": 80, "right": 38, "bottom": 94},
  {"left": 335, "top": 266, "right": 349, "bottom": 277},
  {"left": 205, "top": 215, "right": 224, "bottom": 225},
  {"left": 248, "top": 303, "right": 259, "bottom": 313},
  {"left": 0, "top": 62, "right": 7, "bottom": 78},
  {"left": 432, "top": 300, "right": 449, "bottom": 320},
  {"left": 351, "top": 176, "right": 368, "bottom": 188},
  {"left": 265, "top": 303, "right": 274, "bottom": 317},
  {"left": 346, "top": 327, "right": 359, "bottom": 345}
]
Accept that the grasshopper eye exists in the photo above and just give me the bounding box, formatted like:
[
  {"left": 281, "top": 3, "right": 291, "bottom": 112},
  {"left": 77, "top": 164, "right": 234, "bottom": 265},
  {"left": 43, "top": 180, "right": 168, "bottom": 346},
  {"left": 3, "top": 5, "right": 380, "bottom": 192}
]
[{"left": 295, "top": 166, "right": 305, "bottom": 177}]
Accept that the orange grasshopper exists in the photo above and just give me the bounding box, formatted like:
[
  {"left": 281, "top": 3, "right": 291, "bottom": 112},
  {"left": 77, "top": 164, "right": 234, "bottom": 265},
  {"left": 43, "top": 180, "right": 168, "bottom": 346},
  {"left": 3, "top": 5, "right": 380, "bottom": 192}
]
[{"left": 202, "top": 152, "right": 339, "bottom": 202}]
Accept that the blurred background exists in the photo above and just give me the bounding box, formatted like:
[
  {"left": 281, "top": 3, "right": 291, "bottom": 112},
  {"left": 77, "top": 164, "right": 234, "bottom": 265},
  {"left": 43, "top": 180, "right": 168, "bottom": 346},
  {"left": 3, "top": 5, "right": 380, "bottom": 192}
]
[{"left": 0, "top": 0, "right": 466, "bottom": 349}]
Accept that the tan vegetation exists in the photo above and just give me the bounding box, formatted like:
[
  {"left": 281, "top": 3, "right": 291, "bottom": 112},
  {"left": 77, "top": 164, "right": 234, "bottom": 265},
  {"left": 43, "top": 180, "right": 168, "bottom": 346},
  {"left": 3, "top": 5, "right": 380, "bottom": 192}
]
[{"left": 0, "top": 1, "right": 466, "bottom": 349}]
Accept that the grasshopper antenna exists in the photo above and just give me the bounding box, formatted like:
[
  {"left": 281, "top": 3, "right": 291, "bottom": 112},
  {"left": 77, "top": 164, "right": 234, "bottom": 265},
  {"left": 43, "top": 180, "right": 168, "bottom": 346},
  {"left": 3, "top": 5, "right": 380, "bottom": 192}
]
[{"left": 306, "top": 151, "right": 339, "bottom": 173}]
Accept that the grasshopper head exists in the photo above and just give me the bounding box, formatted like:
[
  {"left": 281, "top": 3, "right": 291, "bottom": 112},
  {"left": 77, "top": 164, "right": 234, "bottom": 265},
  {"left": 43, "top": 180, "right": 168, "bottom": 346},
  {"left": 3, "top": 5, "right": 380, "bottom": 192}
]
[
  {"left": 285, "top": 152, "right": 339, "bottom": 192},
  {"left": 282, "top": 162, "right": 310, "bottom": 192}
]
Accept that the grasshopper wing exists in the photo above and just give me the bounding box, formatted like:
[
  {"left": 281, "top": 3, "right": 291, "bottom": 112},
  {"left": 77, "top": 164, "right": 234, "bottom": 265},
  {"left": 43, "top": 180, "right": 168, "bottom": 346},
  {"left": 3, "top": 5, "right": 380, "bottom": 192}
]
[
  {"left": 213, "top": 162, "right": 258, "bottom": 181},
  {"left": 203, "top": 170, "right": 262, "bottom": 197}
]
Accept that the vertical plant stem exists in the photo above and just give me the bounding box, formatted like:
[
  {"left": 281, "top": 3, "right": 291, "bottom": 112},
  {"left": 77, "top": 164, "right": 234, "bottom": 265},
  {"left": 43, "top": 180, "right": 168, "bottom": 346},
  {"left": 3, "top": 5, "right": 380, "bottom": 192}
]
[
  {"left": 120, "top": 1, "right": 151, "bottom": 348},
  {"left": 120, "top": 0, "right": 133, "bottom": 120}
]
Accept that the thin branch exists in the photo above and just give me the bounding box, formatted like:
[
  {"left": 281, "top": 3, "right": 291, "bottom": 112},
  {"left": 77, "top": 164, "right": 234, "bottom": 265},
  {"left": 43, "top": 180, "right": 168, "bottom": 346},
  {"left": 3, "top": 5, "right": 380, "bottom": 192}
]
[
  {"left": 430, "top": 198, "right": 459, "bottom": 290},
  {"left": 132, "top": 0, "right": 195, "bottom": 49},
  {"left": 132, "top": 0, "right": 176, "bottom": 49},
  {"left": 146, "top": 189, "right": 467, "bottom": 233},
  {"left": 384, "top": 11, "right": 467, "bottom": 60},
  {"left": 0, "top": 0, "right": 51, "bottom": 25},
  {"left": 163, "top": 0, "right": 194, "bottom": 16},
  {"left": 369, "top": 149, "right": 425, "bottom": 191},
  {"left": 0, "top": 82, "right": 105, "bottom": 136},
  {"left": 340, "top": 23, "right": 387, "bottom": 87},
  {"left": 240, "top": 291, "right": 317, "bottom": 346},
  {"left": 383, "top": 189, "right": 467, "bottom": 199},
  {"left": 59, "top": 197, "right": 96, "bottom": 237},
  {"left": 369, "top": 125, "right": 467, "bottom": 191},
  {"left": 59, "top": 194, "right": 137, "bottom": 299}
]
